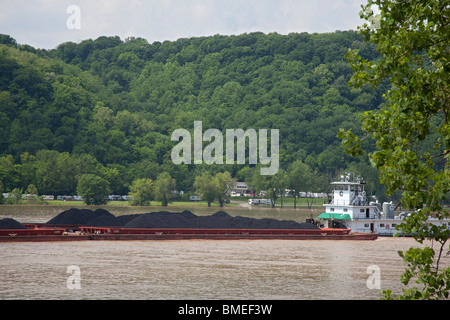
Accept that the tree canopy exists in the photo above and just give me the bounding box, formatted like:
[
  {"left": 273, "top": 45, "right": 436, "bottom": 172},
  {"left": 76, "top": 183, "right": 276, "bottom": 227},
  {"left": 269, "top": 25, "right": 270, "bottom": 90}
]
[
  {"left": 0, "top": 31, "right": 387, "bottom": 198},
  {"left": 340, "top": 0, "right": 450, "bottom": 300}
]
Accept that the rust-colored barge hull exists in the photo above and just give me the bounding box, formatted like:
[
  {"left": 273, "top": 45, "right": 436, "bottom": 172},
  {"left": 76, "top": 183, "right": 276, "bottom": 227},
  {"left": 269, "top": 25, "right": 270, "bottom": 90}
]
[{"left": 0, "top": 226, "right": 378, "bottom": 242}]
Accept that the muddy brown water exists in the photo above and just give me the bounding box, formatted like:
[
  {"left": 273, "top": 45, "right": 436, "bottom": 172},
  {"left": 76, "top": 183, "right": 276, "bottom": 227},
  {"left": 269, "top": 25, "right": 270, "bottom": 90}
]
[{"left": 1, "top": 205, "right": 448, "bottom": 300}]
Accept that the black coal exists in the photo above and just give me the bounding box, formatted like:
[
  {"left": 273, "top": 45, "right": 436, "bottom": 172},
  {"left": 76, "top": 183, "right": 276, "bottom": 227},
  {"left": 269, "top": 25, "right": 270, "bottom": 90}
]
[
  {"left": 45, "top": 208, "right": 319, "bottom": 230},
  {"left": 0, "top": 218, "right": 27, "bottom": 229}
]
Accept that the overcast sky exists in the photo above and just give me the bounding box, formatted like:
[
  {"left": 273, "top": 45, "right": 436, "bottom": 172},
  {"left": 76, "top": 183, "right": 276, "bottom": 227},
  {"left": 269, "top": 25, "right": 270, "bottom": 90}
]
[{"left": 0, "top": 0, "right": 366, "bottom": 49}]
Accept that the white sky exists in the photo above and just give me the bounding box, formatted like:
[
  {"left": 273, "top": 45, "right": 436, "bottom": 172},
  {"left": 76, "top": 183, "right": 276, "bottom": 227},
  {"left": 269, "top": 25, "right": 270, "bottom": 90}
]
[{"left": 0, "top": 0, "right": 366, "bottom": 49}]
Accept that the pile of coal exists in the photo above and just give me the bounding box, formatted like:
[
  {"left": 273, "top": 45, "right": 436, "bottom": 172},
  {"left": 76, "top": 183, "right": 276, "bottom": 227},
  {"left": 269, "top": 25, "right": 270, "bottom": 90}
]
[
  {"left": 122, "top": 210, "right": 318, "bottom": 229},
  {"left": 46, "top": 208, "right": 115, "bottom": 225},
  {"left": 84, "top": 213, "right": 141, "bottom": 227},
  {"left": 46, "top": 208, "right": 319, "bottom": 230},
  {"left": 0, "top": 218, "right": 27, "bottom": 229}
]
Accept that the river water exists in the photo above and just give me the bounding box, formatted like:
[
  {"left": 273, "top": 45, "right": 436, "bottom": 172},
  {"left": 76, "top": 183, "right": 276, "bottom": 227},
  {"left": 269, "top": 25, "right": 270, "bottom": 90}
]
[{"left": 1, "top": 205, "right": 448, "bottom": 300}]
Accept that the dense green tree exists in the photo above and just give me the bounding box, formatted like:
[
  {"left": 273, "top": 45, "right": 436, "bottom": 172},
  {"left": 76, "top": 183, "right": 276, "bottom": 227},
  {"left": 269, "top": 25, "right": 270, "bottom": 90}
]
[
  {"left": 17, "top": 152, "right": 37, "bottom": 190},
  {"left": 245, "top": 166, "right": 270, "bottom": 198},
  {"left": 24, "top": 184, "right": 38, "bottom": 203},
  {"left": 340, "top": 0, "right": 450, "bottom": 299},
  {"left": 265, "top": 169, "right": 288, "bottom": 208},
  {"left": 287, "top": 160, "right": 314, "bottom": 209},
  {"left": 8, "top": 188, "right": 23, "bottom": 204},
  {"left": 0, "top": 30, "right": 387, "bottom": 199},
  {"left": 153, "top": 172, "right": 176, "bottom": 206},
  {"left": 0, "top": 155, "right": 18, "bottom": 191},
  {"left": 0, "top": 180, "right": 4, "bottom": 204},
  {"left": 76, "top": 174, "right": 110, "bottom": 205},
  {"left": 214, "top": 171, "right": 235, "bottom": 207},
  {"left": 25, "top": 184, "right": 38, "bottom": 195},
  {"left": 193, "top": 172, "right": 218, "bottom": 207},
  {"left": 35, "top": 150, "right": 76, "bottom": 195},
  {"left": 0, "top": 34, "right": 18, "bottom": 47},
  {"left": 129, "top": 178, "right": 153, "bottom": 206}
]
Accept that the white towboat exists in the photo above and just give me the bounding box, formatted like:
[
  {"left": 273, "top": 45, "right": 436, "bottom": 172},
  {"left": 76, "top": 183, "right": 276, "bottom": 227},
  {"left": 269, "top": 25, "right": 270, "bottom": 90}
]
[{"left": 318, "top": 173, "right": 450, "bottom": 236}]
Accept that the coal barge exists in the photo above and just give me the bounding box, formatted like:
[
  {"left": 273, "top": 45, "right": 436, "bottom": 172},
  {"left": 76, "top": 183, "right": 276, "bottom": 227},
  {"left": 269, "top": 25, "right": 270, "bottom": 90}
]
[{"left": 0, "top": 208, "right": 378, "bottom": 242}]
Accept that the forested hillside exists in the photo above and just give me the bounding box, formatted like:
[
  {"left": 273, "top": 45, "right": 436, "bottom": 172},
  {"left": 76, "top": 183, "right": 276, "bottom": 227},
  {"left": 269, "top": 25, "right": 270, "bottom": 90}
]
[{"left": 0, "top": 31, "right": 388, "bottom": 198}]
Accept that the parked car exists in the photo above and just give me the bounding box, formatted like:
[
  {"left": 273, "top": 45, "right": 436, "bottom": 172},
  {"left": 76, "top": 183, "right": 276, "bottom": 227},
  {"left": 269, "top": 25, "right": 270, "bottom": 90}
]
[
  {"left": 189, "top": 195, "right": 202, "bottom": 201},
  {"left": 248, "top": 199, "right": 273, "bottom": 206}
]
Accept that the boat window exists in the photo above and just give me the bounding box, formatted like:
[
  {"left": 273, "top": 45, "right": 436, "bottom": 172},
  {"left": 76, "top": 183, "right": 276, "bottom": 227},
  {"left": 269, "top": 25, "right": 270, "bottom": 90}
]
[
  {"left": 364, "top": 223, "right": 369, "bottom": 228},
  {"left": 360, "top": 209, "right": 365, "bottom": 213},
  {"left": 380, "top": 224, "right": 385, "bottom": 227},
  {"left": 343, "top": 208, "right": 347, "bottom": 212},
  {"left": 330, "top": 208, "right": 334, "bottom": 212}
]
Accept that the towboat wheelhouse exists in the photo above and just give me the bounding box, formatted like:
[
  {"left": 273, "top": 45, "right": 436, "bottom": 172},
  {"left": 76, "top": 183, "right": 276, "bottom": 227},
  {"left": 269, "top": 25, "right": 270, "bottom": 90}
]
[{"left": 317, "top": 173, "right": 443, "bottom": 236}]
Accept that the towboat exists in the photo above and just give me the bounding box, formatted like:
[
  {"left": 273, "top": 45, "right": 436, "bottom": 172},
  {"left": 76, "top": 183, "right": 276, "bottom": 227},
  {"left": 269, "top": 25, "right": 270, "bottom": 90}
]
[{"left": 317, "top": 173, "right": 450, "bottom": 236}]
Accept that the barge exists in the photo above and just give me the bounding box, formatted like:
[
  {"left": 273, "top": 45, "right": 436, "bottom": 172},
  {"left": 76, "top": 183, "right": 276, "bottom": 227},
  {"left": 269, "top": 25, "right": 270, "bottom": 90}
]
[
  {"left": 0, "top": 206, "right": 380, "bottom": 242},
  {"left": 0, "top": 224, "right": 378, "bottom": 242}
]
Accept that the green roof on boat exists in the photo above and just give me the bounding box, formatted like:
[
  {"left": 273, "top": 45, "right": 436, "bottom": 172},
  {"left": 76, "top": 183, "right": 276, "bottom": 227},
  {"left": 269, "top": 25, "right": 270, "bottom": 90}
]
[{"left": 317, "top": 213, "right": 351, "bottom": 220}]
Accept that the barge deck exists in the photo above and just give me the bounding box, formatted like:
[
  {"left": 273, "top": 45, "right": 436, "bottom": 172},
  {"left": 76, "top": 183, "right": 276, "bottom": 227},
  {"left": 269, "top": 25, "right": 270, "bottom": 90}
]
[{"left": 0, "top": 225, "right": 378, "bottom": 242}]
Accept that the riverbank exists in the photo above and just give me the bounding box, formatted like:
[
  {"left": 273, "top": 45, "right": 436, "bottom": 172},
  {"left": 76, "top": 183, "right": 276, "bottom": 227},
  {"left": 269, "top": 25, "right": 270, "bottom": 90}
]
[{"left": 3, "top": 196, "right": 327, "bottom": 209}]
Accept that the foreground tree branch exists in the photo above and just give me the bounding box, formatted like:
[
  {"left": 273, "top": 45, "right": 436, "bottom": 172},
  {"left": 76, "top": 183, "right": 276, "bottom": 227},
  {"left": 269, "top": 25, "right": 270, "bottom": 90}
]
[{"left": 340, "top": 0, "right": 450, "bottom": 299}]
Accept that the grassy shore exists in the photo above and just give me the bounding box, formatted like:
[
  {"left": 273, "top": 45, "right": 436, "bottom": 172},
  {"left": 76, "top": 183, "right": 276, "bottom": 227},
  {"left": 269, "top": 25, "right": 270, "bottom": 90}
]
[
  {"left": 2, "top": 196, "right": 328, "bottom": 208},
  {"left": 0, "top": 197, "right": 326, "bottom": 223}
]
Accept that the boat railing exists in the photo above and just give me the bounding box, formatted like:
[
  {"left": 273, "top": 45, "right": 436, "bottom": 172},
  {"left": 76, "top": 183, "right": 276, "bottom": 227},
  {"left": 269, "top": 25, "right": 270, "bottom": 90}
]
[{"left": 334, "top": 199, "right": 351, "bottom": 206}]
